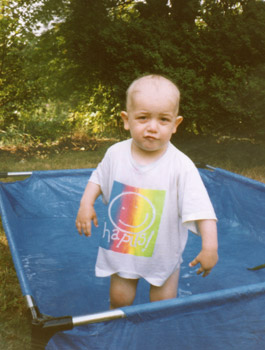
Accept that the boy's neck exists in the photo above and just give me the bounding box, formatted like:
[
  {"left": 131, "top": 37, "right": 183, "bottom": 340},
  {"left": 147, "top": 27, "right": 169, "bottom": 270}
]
[{"left": 131, "top": 141, "right": 168, "bottom": 166}]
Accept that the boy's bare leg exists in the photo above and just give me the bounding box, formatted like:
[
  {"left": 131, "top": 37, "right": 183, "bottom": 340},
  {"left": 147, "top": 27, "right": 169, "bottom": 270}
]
[
  {"left": 110, "top": 274, "right": 139, "bottom": 309},
  {"left": 150, "top": 269, "right": 180, "bottom": 302}
]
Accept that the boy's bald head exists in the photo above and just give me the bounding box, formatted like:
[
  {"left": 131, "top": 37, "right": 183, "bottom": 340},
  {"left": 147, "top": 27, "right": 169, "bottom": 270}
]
[{"left": 126, "top": 75, "right": 180, "bottom": 114}]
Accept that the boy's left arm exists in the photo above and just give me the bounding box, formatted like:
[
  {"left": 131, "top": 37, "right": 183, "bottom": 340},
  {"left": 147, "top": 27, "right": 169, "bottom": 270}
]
[{"left": 189, "top": 219, "right": 218, "bottom": 277}]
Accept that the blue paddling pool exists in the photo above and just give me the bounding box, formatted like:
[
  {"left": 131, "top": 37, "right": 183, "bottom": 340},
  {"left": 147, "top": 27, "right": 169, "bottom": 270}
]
[{"left": 0, "top": 167, "right": 265, "bottom": 350}]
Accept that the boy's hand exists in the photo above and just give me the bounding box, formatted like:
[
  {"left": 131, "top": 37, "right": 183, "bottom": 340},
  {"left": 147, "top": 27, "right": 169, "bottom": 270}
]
[
  {"left": 191, "top": 219, "right": 218, "bottom": 277},
  {"left": 189, "top": 249, "right": 218, "bottom": 277},
  {"left": 76, "top": 204, "right": 98, "bottom": 237},
  {"left": 75, "top": 182, "right": 101, "bottom": 237}
]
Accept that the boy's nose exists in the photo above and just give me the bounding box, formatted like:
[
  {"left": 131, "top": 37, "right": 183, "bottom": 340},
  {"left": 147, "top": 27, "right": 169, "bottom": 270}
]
[{"left": 147, "top": 119, "right": 158, "bottom": 132}]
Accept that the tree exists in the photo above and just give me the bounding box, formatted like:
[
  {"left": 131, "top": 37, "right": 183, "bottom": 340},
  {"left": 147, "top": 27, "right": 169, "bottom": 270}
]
[
  {"left": 196, "top": 0, "right": 265, "bottom": 134},
  {"left": 35, "top": 0, "right": 265, "bottom": 136},
  {"left": 1, "top": 0, "right": 265, "bottom": 142},
  {"left": 0, "top": 0, "right": 73, "bottom": 142},
  {"left": 136, "top": 0, "right": 169, "bottom": 18},
  {"left": 1, "top": 1, "right": 31, "bottom": 129},
  {"left": 170, "top": 0, "right": 200, "bottom": 24}
]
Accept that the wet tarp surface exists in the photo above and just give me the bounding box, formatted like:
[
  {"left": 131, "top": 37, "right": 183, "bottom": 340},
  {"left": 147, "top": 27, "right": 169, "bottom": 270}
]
[{"left": 0, "top": 168, "right": 265, "bottom": 349}]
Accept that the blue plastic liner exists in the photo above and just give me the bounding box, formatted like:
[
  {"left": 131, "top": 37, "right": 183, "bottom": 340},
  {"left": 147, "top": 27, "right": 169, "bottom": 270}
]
[{"left": 0, "top": 168, "right": 265, "bottom": 349}]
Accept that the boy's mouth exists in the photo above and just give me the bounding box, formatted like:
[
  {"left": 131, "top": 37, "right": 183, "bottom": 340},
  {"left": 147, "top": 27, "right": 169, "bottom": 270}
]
[{"left": 144, "top": 135, "right": 158, "bottom": 140}]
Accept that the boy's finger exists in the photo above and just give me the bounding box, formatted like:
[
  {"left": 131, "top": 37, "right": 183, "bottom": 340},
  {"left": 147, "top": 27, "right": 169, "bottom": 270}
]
[
  {"left": 198, "top": 267, "right": 211, "bottom": 277},
  {"left": 93, "top": 215, "right": 99, "bottom": 227},
  {"left": 75, "top": 221, "right": 83, "bottom": 235},
  {"left": 76, "top": 221, "right": 91, "bottom": 237},
  {"left": 83, "top": 223, "right": 92, "bottom": 237},
  {"left": 189, "top": 258, "right": 199, "bottom": 267},
  {"left": 202, "top": 270, "right": 211, "bottom": 277},
  {"left": 196, "top": 267, "right": 204, "bottom": 275}
]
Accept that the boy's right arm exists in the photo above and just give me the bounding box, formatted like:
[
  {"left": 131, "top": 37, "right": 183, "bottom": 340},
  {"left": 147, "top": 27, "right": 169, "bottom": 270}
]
[{"left": 76, "top": 182, "right": 102, "bottom": 237}]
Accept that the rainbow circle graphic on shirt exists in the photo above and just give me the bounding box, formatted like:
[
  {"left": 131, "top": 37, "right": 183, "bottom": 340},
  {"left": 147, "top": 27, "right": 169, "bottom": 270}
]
[{"left": 100, "top": 181, "right": 166, "bottom": 257}]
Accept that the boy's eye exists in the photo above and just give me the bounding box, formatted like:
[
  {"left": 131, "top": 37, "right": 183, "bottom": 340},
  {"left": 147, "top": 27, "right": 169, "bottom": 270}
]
[{"left": 160, "top": 117, "right": 171, "bottom": 123}]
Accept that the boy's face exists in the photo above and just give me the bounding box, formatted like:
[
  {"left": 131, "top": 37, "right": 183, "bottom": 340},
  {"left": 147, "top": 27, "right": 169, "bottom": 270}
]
[{"left": 121, "top": 82, "right": 183, "bottom": 158}]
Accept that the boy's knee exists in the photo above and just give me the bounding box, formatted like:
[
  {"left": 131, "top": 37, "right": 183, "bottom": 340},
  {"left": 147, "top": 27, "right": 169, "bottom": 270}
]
[
  {"left": 150, "top": 269, "right": 179, "bottom": 302},
  {"left": 110, "top": 274, "right": 138, "bottom": 309},
  {"left": 150, "top": 287, "right": 177, "bottom": 302},
  {"left": 110, "top": 289, "right": 135, "bottom": 309}
]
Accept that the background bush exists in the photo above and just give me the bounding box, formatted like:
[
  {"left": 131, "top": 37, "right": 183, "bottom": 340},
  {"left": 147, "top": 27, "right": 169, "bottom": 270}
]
[{"left": 1, "top": 0, "right": 265, "bottom": 144}]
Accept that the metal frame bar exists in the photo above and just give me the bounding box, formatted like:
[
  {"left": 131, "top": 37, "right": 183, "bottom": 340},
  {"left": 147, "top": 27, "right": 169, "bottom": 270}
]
[
  {"left": 0, "top": 165, "right": 216, "bottom": 180},
  {"left": 25, "top": 294, "right": 126, "bottom": 326},
  {"left": 72, "top": 309, "right": 126, "bottom": 326},
  {"left": 24, "top": 294, "right": 126, "bottom": 350},
  {"left": 0, "top": 171, "right": 32, "bottom": 178}
]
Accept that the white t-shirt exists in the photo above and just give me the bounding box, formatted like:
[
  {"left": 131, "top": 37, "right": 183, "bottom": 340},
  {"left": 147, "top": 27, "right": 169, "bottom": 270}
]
[{"left": 89, "top": 139, "right": 216, "bottom": 286}]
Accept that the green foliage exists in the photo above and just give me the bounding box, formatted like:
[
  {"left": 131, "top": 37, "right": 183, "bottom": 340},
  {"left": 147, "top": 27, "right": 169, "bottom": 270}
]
[
  {"left": 0, "top": 102, "right": 71, "bottom": 145},
  {"left": 207, "top": 63, "right": 265, "bottom": 136},
  {"left": 68, "top": 85, "right": 124, "bottom": 138},
  {"left": 1, "top": 0, "right": 265, "bottom": 145},
  {"left": 0, "top": 0, "right": 47, "bottom": 138}
]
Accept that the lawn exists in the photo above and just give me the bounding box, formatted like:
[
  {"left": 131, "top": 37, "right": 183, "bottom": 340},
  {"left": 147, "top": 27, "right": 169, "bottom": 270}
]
[{"left": 0, "top": 134, "right": 264, "bottom": 350}]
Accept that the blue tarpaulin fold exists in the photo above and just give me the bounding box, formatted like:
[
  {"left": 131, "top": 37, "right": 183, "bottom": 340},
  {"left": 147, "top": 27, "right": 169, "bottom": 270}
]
[{"left": 0, "top": 168, "right": 265, "bottom": 349}]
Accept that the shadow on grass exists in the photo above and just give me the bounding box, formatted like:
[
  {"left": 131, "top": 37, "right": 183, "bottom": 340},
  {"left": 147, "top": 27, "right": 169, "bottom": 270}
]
[{"left": 172, "top": 134, "right": 265, "bottom": 182}]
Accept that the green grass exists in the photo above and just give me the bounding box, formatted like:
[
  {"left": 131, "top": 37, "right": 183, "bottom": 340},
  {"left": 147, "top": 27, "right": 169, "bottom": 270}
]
[
  {"left": 0, "top": 225, "right": 31, "bottom": 350},
  {"left": 0, "top": 138, "right": 113, "bottom": 173},
  {"left": 0, "top": 134, "right": 264, "bottom": 350},
  {"left": 173, "top": 134, "right": 265, "bottom": 183}
]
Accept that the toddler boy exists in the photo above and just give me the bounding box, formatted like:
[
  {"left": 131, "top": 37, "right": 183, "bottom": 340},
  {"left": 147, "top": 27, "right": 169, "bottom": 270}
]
[{"left": 76, "top": 74, "right": 218, "bottom": 309}]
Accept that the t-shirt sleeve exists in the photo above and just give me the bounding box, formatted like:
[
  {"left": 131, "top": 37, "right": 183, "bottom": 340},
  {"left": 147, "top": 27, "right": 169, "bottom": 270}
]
[{"left": 178, "top": 162, "right": 217, "bottom": 235}]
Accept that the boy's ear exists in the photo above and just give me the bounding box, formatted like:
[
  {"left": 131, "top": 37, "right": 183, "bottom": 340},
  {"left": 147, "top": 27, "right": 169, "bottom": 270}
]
[
  {"left": 121, "top": 111, "right": 130, "bottom": 130},
  {"left": 173, "top": 116, "right": 183, "bottom": 134}
]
